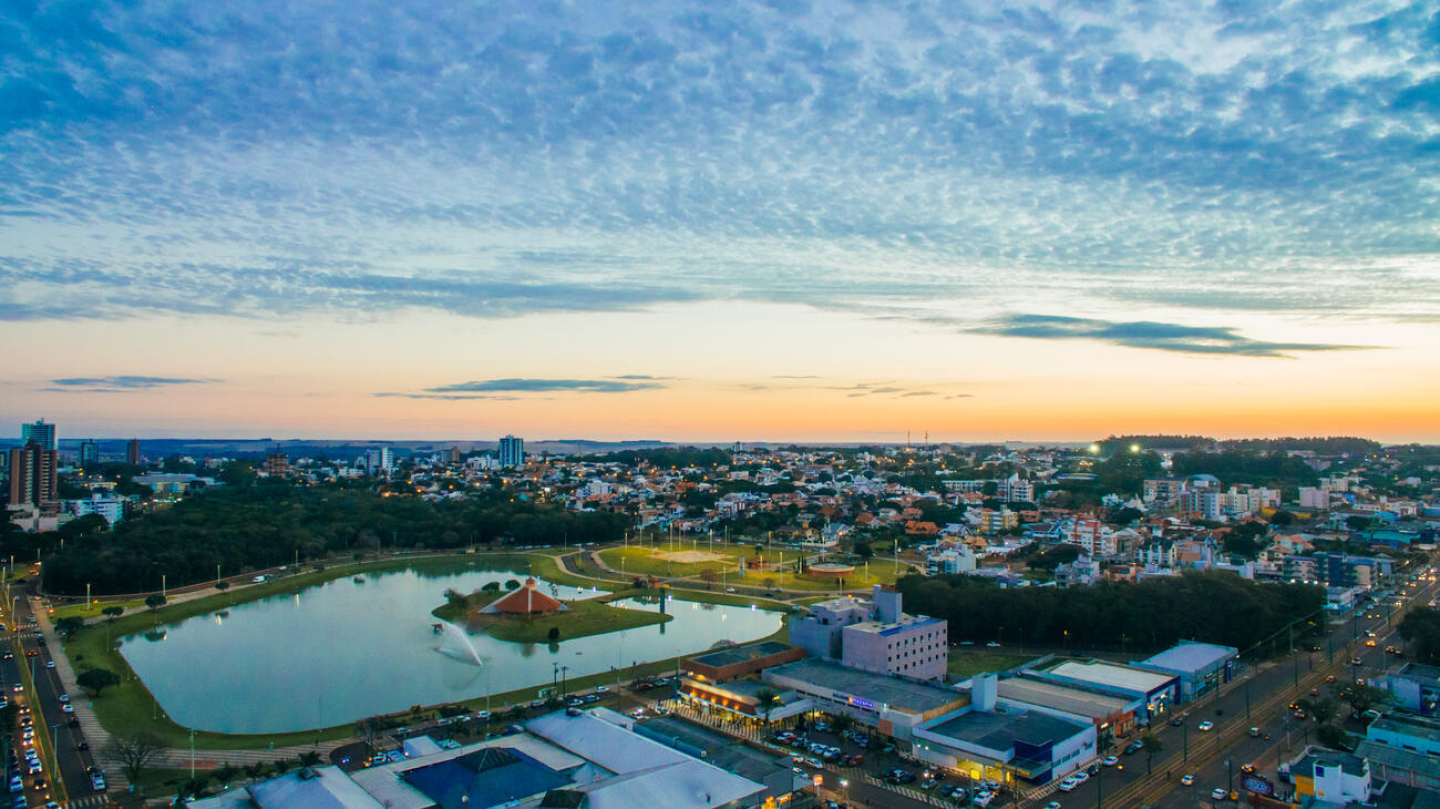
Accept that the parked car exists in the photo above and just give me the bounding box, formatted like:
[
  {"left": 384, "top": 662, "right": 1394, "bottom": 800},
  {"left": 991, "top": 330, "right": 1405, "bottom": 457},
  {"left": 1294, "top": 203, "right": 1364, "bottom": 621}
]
[{"left": 1124, "top": 740, "right": 1144, "bottom": 754}]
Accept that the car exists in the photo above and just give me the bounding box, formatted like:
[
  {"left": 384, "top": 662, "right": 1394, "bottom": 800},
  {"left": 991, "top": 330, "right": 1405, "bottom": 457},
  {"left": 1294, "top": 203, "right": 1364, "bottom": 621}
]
[
  {"left": 1057, "top": 777, "right": 1080, "bottom": 792},
  {"left": 8, "top": 686, "right": 17, "bottom": 694},
  {"left": 1044, "top": 803, "right": 1061, "bottom": 809},
  {"left": 804, "top": 757, "right": 823, "bottom": 769},
  {"left": 7, "top": 776, "right": 20, "bottom": 794},
  {"left": 582, "top": 694, "right": 599, "bottom": 704},
  {"left": 1198, "top": 721, "right": 1214, "bottom": 731},
  {"left": 985, "top": 642, "right": 1001, "bottom": 647},
  {"left": 1326, "top": 674, "right": 1337, "bottom": 683},
  {"left": 1241, "top": 764, "right": 1255, "bottom": 774},
  {"left": 1124, "top": 741, "right": 1143, "bottom": 754},
  {"left": 1170, "top": 716, "right": 1185, "bottom": 726},
  {"left": 1181, "top": 774, "right": 1195, "bottom": 786},
  {"left": 1249, "top": 727, "right": 1261, "bottom": 737},
  {"left": 1072, "top": 771, "right": 1090, "bottom": 785},
  {"left": 1102, "top": 756, "right": 1119, "bottom": 766},
  {"left": 1366, "top": 640, "right": 1377, "bottom": 647},
  {"left": 60, "top": 705, "right": 72, "bottom": 715},
  {"left": 1212, "top": 788, "right": 1228, "bottom": 800},
  {"left": 973, "top": 792, "right": 996, "bottom": 807},
  {"left": 594, "top": 686, "right": 608, "bottom": 693}
]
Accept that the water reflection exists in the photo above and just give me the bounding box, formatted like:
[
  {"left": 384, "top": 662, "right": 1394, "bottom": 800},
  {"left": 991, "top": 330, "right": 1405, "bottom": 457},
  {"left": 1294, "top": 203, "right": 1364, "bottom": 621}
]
[{"left": 120, "top": 565, "right": 782, "bottom": 734}]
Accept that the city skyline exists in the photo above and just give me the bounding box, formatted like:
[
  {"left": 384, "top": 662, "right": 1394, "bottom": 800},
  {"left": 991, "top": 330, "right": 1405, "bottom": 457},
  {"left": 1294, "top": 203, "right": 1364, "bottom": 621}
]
[{"left": 4, "top": 1, "right": 1438, "bottom": 441}]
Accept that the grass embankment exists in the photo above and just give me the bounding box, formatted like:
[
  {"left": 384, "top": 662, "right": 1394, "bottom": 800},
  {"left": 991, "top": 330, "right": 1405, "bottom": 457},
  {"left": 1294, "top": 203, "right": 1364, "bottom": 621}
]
[
  {"left": 432, "top": 595, "right": 672, "bottom": 643},
  {"left": 946, "top": 649, "right": 1038, "bottom": 679},
  {"left": 62, "top": 551, "right": 547, "bottom": 749},
  {"left": 54, "top": 598, "right": 148, "bottom": 621},
  {"left": 598, "top": 541, "right": 905, "bottom": 592}
]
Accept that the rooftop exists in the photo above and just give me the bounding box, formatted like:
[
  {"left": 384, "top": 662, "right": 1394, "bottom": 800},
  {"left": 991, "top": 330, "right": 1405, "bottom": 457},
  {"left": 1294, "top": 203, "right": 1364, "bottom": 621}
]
[
  {"left": 1354, "top": 739, "right": 1440, "bottom": 780},
  {"left": 1294, "top": 749, "right": 1369, "bottom": 779},
  {"left": 1397, "top": 662, "right": 1440, "bottom": 683},
  {"left": 845, "top": 615, "right": 946, "bottom": 637},
  {"left": 1138, "top": 642, "right": 1237, "bottom": 674},
  {"left": 921, "top": 707, "right": 1090, "bottom": 753},
  {"left": 1045, "top": 660, "right": 1177, "bottom": 694},
  {"left": 688, "top": 641, "right": 798, "bottom": 670},
  {"left": 765, "top": 658, "right": 966, "bottom": 714},
  {"left": 400, "top": 747, "right": 571, "bottom": 809},
  {"left": 536, "top": 759, "right": 764, "bottom": 809},
  {"left": 998, "top": 676, "right": 1139, "bottom": 719},
  {"left": 1369, "top": 711, "right": 1440, "bottom": 743}
]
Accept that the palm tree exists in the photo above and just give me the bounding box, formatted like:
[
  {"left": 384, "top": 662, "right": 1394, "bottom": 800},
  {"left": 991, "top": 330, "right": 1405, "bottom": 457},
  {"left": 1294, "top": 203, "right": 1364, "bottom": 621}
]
[
  {"left": 298, "top": 751, "right": 322, "bottom": 768},
  {"left": 831, "top": 713, "right": 855, "bottom": 737},
  {"left": 755, "top": 688, "right": 781, "bottom": 726}
]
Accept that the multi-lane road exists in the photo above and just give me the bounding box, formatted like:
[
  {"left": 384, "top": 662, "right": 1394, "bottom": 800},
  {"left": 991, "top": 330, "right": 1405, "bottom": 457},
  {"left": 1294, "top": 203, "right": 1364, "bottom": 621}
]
[
  {"left": 1029, "top": 565, "right": 1436, "bottom": 809},
  {"left": 3, "top": 586, "right": 111, "bottom": 809}
]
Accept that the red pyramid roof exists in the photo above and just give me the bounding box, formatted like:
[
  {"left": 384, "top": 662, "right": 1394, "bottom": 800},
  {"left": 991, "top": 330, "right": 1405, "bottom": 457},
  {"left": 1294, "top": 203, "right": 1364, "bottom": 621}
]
[{"left": 481, "top": 577, "right": 566, "bottom": 615}]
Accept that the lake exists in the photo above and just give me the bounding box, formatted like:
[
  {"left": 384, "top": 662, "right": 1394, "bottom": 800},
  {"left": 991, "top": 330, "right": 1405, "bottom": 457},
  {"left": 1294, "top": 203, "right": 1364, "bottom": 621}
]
[{"left": 118, "top": 564, "right": 784, "bottom": 733}]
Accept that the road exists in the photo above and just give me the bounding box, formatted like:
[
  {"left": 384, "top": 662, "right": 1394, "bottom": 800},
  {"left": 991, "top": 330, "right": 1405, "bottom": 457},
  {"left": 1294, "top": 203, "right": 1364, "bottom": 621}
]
[
  {"left": 3, "top": 584, "right": 113, "bottom": 809},
  {"left": 1029, "top": 564, "right": 1436, "bottom": 809}
]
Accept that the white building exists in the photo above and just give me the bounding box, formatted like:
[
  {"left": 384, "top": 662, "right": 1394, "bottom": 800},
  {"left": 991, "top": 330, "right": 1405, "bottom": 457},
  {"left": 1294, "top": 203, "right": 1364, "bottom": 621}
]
[{"left": 63, "top": 495, "right": 125, "bottom": 525}]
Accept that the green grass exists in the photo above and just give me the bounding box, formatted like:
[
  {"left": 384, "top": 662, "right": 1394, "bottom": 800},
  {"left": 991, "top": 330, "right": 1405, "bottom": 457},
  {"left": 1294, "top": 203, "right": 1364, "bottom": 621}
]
[
  {"left": 598, "top": 542, "right": 905, "bottom": 592},
  {"left": 946, "top": 649, "right": 1038, "bottom": 679},
  {"left": 53, "top": 598, "right": 148, "bottom": 621},
  {"left": 432, "top": 595, "right": 672, "bottom": 643}
]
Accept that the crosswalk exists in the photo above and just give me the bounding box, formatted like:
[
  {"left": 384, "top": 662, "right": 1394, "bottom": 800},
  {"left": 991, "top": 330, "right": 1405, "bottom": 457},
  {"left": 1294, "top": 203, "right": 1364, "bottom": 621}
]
[{"left": 66, "top": 795, "right": 112, "bottom": 808}]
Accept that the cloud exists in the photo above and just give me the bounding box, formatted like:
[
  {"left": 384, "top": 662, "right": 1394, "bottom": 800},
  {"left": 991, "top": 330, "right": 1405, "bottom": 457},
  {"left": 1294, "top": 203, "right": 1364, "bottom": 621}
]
[
  {"left": 47, "top": 376, "right": 214, "bottom": 392},
  {"left": 426, "top": 378, "right": 664, "bottom": 394},
  {"left": 968, "top": 315, "right": 1374, "bottom": 357},
  {"left": 1, "top": 0, "right": 1438, "bottom": 344},
  {"left": 610, "top": 374, "right": 676, "bottom": 380},
  {"left": 900, "top": 391, "right": 938, "bottom": 397},
  {"left": 373, "top": 392, "right": 521, "bottom": 401}
]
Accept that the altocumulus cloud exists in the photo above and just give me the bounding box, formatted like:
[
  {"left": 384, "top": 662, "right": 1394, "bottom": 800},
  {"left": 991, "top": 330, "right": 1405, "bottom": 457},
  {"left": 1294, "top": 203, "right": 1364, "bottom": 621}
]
[
  {"left": 45, "top": 376, "right": 214, "bottom": 392},
  {"left": 2, "top": 0, "right": 1439, "bottom": 338},
  {"left": 969, "top": 315, "right": 1372, "bottom": 358}
]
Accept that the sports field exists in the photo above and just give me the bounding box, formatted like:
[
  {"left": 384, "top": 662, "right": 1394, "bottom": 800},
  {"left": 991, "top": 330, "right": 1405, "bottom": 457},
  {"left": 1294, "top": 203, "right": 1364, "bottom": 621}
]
[{"left": 598, "top": 540, "right": 909, "bottom": 592}]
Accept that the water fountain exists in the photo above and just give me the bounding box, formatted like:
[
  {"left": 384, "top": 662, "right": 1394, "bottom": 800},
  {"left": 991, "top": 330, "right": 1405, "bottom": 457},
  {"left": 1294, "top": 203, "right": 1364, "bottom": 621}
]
[{"left": 435, "top": 620, "right": 484, "bottom": 666}]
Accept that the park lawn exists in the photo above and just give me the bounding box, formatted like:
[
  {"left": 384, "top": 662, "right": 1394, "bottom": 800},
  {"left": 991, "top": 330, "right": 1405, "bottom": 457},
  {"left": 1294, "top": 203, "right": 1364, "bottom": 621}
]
[
  {"left": 53, "top": 597, "right": 147, "bottom": 621},
  {"left": 431, "top": 595, "right": 672, "bottom": 643},
  {"left": 598, "top": 542, "right": 906, "bottom": 592},
  {"left": 946, "top": 649, "right": 1038, "bottom": 679}
]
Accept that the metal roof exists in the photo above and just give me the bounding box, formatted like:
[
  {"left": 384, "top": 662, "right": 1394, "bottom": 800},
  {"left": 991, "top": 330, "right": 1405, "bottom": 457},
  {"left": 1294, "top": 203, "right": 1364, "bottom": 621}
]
[
  {"left": 1046, "top": 660, "right": 1176, "bottom": 694},
  {"left": 1138, "top": 642, "right": 1237, "bottom": 674}
]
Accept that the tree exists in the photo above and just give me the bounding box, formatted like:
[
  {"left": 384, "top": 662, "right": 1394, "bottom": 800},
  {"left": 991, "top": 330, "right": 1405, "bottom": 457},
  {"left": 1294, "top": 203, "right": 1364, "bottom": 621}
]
[
  {"left": 481, "top": 581, "right": 501, "bottom": 592},
  {"left": 854, "top": 541, "right": 874, "bottom": 560},
  {"left": 1270, "top": 510, "right": 1296, "bottom": 526},
  {"left": 1398, "top": 606, "right": 1440, "bottom": 664},
  {"left": 1345, "top": 515, "right": 1373, "bottom": 532},
  {"left": 504, "top": 579, "right": 521, "bottom": 590},
  {"left": 547, "top": 626, "right": 561, "bottom": 642},
  {"left": 298, "top": 751, "right": 323, "bottom": 768},
  {"left": 55, "top": 616, "right": 84, "bottom": 637},
  {"left": 144, "top": 594, "right": 167, "bottom": 612},
  {"left": 755, "top": 688, "right": 780, "bottom": 725},
  {"left": 104, "top": 732, "right": 165, "bottom": 784},
  {"left": 1338, "top": 683, "right": 1391, "bottom": 715},
  {"left": 77, "top": 667, "right": 121, "bottom": 697},
  {"left": 1316, "top": 724, "right": 1350, "bottom": 751},
  {"left": 1140, "top": 732, "right": 1163, "bottom": 774},
  {"left": 212, "top": 763, "right": 241, "bottom": 787},
  {"left": 101, "top": 605, "right": 125, "bottom": 621},
  {"left": 216, "top": 581, "right": 230, "bottom": 593},
  {"left": 831, "top": 713, "right": 855, "bottom": 736}
]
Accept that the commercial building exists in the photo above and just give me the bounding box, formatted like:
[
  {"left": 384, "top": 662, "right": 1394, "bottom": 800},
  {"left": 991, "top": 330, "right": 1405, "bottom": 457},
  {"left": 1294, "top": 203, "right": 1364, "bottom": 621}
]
[
  {"left": 20, "top": 419, "right": 56, "bottom": 451},
  {"left": 926, "top": 547, "right": 976, "bottom": 574},
  {"left": 499, "top": 435, "right": 525, "bottom": 468},
  {"left": 1028, "top": 659, "right": 1178, "bottom": 720},
  {"left": 264, "top": 452, "right": 289, "bottom": 477},
  {"left": 195, "top": 710, "right": 771, "bottom": 809},
  {"left": 1353, "top": 711, "right": 1440, "bottom": 792},
  {"left": 911, "top": 676, "right": 1096, "bottom": 787},
  {"left": 762, "top": 658, "right": 968, "bottom": 738},
  {"left": 364, "top": 447, "right": 394, "bottom": 476},
  {"left": 1287, "top": 748, "right": 1371, "bottom": 804},
  {"left": 125, "top": 438, "right": 142, "bottom": 466},
  {"left": 78, "top": 439, "right": 99, "bottom": 466},
  {"left": 994, "top": 675, "right": 1139, "bottom": 741},
  {"left": 789, "top": 585, "right": 947, "bottom": 681},
  {"left": 1387, "top": 663, "right": 1440, "bottom": 716},
  {"left": 683, "top": 642, "right": 808, "bottom": 683},
  {"left": 7, "top": 441, "right": 59, "bottom": 511},
  {"left": 63, "top": 494, "right": 125, "bottom": 525},
  {"left": 1134, "top": 641, "right": 1238, "bottom": 701}
]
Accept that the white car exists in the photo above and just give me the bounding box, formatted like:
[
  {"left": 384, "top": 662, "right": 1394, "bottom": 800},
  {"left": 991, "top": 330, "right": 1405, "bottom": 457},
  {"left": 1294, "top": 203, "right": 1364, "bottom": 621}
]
[
  {"left": 1212, "top": 787, "right": 1228, "bottom": 800},
  {"left": 1057, "top": 777, "right": 1080, "bottom": 792},
  {"left": 1198, "top": 720, "right": 1215, "bottom": 731}
]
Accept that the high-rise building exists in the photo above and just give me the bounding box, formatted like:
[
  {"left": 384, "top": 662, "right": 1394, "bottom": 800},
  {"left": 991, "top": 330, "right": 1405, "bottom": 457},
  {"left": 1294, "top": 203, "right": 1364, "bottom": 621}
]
[
  {"left": 498, "top": 435, "right": 525, "bottom": 468},
  {"left": 8, "top": 441, "right": 59, "bottom": 511},
  {"left": 78, "top": 439, "right": 100, "bottom": 466},
  {"left": 125, "top": 439, "right": 142, "bottom": 466},
  {"left": 264, "top": 453, "right": 289, "bottom": 477},
  {"left": 21, "top": 419, "right": 56, "bottom": 451},
  {"left": 363, "top": 447, "right": 393, "bottom": 476}
]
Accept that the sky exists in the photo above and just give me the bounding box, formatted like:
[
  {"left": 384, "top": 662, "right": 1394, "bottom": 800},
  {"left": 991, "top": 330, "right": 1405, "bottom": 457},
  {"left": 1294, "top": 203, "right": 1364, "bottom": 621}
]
[{"left": 2, "top": 0, "right": 1439, "bottom": 444}]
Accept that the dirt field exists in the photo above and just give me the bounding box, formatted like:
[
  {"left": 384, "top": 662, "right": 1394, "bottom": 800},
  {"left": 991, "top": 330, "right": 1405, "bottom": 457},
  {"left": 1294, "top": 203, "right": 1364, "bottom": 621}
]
[{"left": 651, "top": 549, "right": 731, "bottom": 564}]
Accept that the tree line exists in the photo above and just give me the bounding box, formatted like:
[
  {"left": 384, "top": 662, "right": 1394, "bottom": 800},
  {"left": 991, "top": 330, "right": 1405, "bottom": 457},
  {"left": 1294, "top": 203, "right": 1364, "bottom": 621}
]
[
  {"left": 896, "top": 570, "right": 1326, "bottom": 652},
  {"left": 37, "top": 483, "right": 631, "bottom": 595}
]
